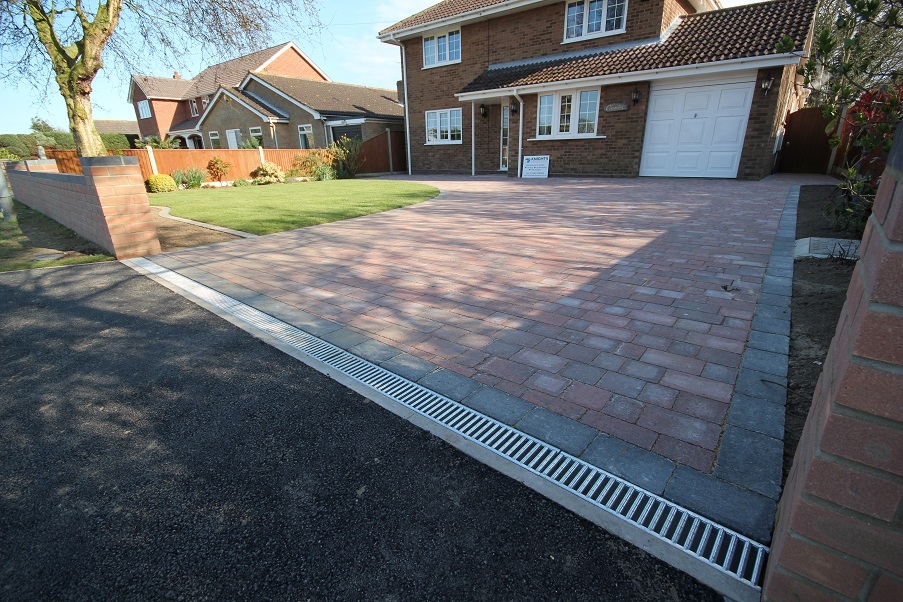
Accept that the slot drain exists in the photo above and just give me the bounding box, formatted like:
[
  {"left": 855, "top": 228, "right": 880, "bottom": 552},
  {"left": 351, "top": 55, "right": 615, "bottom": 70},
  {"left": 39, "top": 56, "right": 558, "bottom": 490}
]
[{"left": 127, "top": 257, "right": 768, "bottom": 593}]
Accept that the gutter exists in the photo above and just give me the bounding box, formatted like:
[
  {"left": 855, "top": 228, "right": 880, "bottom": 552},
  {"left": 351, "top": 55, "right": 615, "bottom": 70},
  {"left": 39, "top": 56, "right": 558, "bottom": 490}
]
[{"left": 387, "top": 32, "right": 413, "bottom": 176}]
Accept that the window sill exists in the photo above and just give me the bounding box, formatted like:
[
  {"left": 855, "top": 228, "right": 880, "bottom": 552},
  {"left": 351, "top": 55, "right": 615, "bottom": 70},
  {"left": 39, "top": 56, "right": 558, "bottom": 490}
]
[
  {"left": 561, "top": 28, "right": 625, "bottom": 45},
  {"left": 425, "top": 140, "right": 463, "bottom": 145},
  {"left": 422, "top": 59, "right": 462, "bottom": 70},
  {"left": 528, "top": 135, "right": 607, "bottom": 141}
]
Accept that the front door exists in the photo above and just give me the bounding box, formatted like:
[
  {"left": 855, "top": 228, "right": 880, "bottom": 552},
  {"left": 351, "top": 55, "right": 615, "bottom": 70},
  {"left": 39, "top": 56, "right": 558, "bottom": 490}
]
[
  {"left": 226, "top": 129, "right": 241, "bottom": 149},
  {"left": 500, "top": 104, "right": 510, "bottom": 171}
]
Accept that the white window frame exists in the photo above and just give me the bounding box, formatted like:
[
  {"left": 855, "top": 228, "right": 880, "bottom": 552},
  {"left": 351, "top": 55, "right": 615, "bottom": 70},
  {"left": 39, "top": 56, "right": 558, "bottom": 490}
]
[
  {"left": 202, "top": 96, "right": 210, "bottom": 111},
  {"left": 298, "top": 124, "right": 313, "bottom": 149},
  {"left": 137, "top": 100, "right": 151, "bottom": 119},
  {"left": 422, "top": 28, "right": 461, "bottom": 69},
  {"left": 534, "top": 88, "right": 601, "bottom": 139},
  {"left": 425, "top": 108, "right": 463, "bottom": 145},
  {"left": 208, "top": 131, "right": 220, "bottom": 148},
  {"left": 563, "top": 0, "right": 628, "bottom": 44},
  {"left": 248, "top": 126, "right": 262, "bottom": 139},
  {"left": 189, "top": 99, "right": 199, "bottom": 117}
]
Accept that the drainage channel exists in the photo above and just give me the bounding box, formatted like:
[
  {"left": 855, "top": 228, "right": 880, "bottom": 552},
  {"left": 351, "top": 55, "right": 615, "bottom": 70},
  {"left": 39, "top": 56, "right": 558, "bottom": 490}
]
[{"left": 126, "top": 257, "right": 768, "bottom": 600}]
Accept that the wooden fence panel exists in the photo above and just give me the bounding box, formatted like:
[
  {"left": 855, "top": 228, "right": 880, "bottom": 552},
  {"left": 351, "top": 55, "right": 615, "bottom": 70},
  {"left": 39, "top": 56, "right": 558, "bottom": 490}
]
[
  {"left": 45, "top": 150, "right": 82, "bottom": 175},
  {"left": 150, "top": 149, "right": 264, "bottom": 180},
  {"left": 359, "top": 132, "right": 391, "bottom": 173},
  {"left": 117, "top": 149, "right": 154, "bottom": 180}
]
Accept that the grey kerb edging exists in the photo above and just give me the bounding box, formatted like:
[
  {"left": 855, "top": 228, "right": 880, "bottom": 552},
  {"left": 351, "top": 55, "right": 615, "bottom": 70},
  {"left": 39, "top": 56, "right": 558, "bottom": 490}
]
[{"left": 148, "top": 193, "right": 799, "bottom": 544}]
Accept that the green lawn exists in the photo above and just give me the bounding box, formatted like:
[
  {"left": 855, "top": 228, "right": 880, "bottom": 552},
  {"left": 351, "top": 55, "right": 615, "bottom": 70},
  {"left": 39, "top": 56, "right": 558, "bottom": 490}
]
[{"left": 151, "top": 179, "right": 440, "bottom": 235}]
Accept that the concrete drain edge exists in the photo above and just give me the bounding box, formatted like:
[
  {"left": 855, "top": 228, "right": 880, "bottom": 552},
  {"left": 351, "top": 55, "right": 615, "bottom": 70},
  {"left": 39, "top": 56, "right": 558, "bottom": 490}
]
[{"left": 125, "top": 256, "right": 766, "bottom": 602}]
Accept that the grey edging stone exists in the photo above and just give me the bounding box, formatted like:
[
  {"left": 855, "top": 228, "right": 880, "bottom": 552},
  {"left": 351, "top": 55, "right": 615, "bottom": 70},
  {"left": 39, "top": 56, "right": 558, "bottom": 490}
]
[
  {"left": 581, "top": 436, "right": 675, "bottom": 495},
  {"left": 513, "top": 408, "right": 597, "bottom": 457},
  {"left": 709, "top": 186, "right": 800, "bottom": 509},
  {"left": 664, "top": 467, "right": 776, "bottom": 544},
  {"left": 460, "top": 386, "right": 533, "bottom": 425},
  {"left": 418, "top": 369, "right": 481, "bottom": 402}
]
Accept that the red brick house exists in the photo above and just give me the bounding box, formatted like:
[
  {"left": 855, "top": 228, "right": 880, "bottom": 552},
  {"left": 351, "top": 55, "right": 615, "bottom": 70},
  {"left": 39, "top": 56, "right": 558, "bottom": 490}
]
[
  {"left": 127, "top": 42, "right": 330, "bottom": 148},
  {"left": 378, "top": 0, "right": 817, "bottom": 179}
]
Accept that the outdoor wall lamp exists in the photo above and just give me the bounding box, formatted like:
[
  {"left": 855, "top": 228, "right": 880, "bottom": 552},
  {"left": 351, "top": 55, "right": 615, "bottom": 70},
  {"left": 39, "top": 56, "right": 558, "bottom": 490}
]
[
  {"left": 510, "top": 100, "right": 519, "bottom": 114},
  {"left": 761, "top": 74, "right": 775, "bottom": 96},
  {"left": 631, "top": 86, "right": 641, "bottom": 104},
  {"left": 479, "top": 103, "right": 487, "bottom": 118}
]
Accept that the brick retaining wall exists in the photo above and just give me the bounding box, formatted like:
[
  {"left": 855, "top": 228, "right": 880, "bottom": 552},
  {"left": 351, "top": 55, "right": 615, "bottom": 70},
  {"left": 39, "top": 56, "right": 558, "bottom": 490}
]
[
  {"left": 763, "top": 125, "right": 903, "bottom": 598},
  {"left": 7, "top": 156, "right": 160, "bottom": 259}
]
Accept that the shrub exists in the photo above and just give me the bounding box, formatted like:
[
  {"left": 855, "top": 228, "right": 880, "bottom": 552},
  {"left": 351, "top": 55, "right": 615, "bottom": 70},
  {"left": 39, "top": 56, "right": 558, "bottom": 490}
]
[
  {"left": 290, "top": 151, "right": 335, "bottom": 180},
  {"left": 100, "top": 133, "right": 130, "bottom": 150},
  {"left": 0, "top": 134, "right": 32, "bottom": 158},
  {"left": 136, "top": 135, "right": 181, "bottom": 149},
  {"left": 207, "top": 156, "right": 231, "bottom": 182},
  {"left": 329, "top": 135, "right": 365, "bottom": 178},
  {"left": 146, "top": 173, "right": 177, "bottom": 193},
  {"left": 233, "top": 178, "right": 252, "bottom": 187},
  {"left": 171, "top": 167, "right": 204, "bottom": 189},
  {"left": 0, "top": 147, "right": 21, "bottom": 161},
  {"left": 46, "top": 131, "right": 76, "bottom": 149},
  {"left": 241, "top": 136, "right": 261, "bottom": 149},
  {"left": 251, "top": 161, "right": 285, "bottom": 184}
]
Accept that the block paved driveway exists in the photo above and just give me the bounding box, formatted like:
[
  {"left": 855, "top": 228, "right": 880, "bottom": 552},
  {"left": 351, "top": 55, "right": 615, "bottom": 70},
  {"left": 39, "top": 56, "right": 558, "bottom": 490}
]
[{"left": 156, "top": 174, "right": 829, "bottom": 537}]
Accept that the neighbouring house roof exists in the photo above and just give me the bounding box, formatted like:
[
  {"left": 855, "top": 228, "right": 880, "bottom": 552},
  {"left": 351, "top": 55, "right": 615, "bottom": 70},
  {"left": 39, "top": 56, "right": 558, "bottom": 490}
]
[
  {"left": 130, "top": 42, "right": 329, "bottom": 103},
  {"left": 459, "top": 0, "right": 816, "bottom": 94},
  {"left": 235, "top": 89, "right": 289, "bottom": 119},
  {"left": 94, "top": 119, "right": 140, "bottom": 135},
  {"left": 131, "top": 75, "right": 194, "bottom": 100},
  {"left": 168, "top": 116, "right": 202, "bottom": 134},
  {"left": 251, "top": 74, "right": 404, "bottom": 120},
  {"left": 379, "top": 0, "right": 724, "bottom": 36}
]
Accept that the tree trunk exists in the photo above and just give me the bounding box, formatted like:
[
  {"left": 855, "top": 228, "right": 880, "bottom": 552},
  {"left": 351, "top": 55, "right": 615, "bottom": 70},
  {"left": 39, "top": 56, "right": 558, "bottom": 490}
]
[{"left": 65, "top": 90, "right": 106, "bottom": 157}]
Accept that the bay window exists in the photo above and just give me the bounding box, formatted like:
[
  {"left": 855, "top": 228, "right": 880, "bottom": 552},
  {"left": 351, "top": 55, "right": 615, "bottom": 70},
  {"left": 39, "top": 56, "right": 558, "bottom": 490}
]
[
  {"left": 425, "top": 108, "right": 463, "bottom": 144},
  {"left": 564, "top": 0, "right": 627, "bottom": 41},
  {"left": 536, "top": 89, "right": 600, "bottom": 138}
]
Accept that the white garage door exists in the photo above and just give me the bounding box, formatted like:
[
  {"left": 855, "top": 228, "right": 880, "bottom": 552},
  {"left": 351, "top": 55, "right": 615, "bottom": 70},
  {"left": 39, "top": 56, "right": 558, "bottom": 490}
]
[{"left": 639, "top": 77, "right": 756, "bottom": 178}]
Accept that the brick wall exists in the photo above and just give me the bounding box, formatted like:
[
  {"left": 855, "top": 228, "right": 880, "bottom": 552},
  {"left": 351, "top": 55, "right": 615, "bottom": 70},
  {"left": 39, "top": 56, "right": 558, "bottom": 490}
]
[
  {"left": 201, "top": 97, "right": 277, "bottom": 149},
  {"left": 261, "top": 47, "right": 327, "bottom": 81},
  {"left": 737, "top": 66, "right": 794, "bottom": 180},
  {"left": 6, "top": 157, "right": 160, "bottom": 259},
  {"left": 763, "top": 123, "right": 903, "bottom": 600}
]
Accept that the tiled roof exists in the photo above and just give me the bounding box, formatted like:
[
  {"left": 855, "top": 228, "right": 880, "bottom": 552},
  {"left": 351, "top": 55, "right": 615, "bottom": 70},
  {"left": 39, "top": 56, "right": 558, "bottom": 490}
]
[
  {"left": 380, "top": 0, "right": 510, "bottom": 34},
  {"left": 184, "top": 44, "right": 293, "bottom": 98},
  {"left": 460, "top": 0, "right": 816, "bottom": 93},
  {"left": 94, "top": 120, "right": 140, "bottom": 135},
  {"left": 234, "top": 89, "right": 289, "bottom": 119},
  {"left": 168, "top": 116, "right": 201, "bottom": 133},
  {"left": 253, "top": 74, "right": 404, "bottom": 119},
  {"left": 132, "top": 75, "right": 194, "bottom": 100}
]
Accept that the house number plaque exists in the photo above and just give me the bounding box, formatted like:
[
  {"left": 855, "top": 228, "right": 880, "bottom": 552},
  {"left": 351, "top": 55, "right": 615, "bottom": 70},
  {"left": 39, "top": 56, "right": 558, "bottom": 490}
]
[{"left": 604, "top": 102, "right": 630, "bottom": 112}]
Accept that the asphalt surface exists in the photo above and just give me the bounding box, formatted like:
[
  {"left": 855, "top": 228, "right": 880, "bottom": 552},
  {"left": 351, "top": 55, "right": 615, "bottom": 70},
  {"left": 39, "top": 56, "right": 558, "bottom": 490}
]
[{"left": 0, "top": 262, "right": 717, "bottom": 601}]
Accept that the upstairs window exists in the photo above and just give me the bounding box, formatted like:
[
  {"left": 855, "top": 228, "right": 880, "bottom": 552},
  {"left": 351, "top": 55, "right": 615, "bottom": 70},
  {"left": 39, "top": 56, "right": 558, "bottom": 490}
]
[
  {"left": 536, "top": 88, "right": 600, "bottom": 138},
  {"left": 564, "top": 0, "right": 626, "bottom": 41},
  {"left": 189, "top": 99, "right": 199, "bottom": 117},
  {"left": 202, "top": 96, "right": 210, "bottom": 110},
  {"left": 423, "top": 29, "right": 461, "bottom": 68},
  {"left": 137, "top": 100, "right": 151, "bottom": 119}
]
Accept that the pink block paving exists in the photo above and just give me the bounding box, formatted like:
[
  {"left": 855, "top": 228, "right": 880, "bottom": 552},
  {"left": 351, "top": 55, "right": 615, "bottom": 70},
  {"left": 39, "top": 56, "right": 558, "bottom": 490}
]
[{"left": 162, "top": 174, "right": 832, "bottom": 472}]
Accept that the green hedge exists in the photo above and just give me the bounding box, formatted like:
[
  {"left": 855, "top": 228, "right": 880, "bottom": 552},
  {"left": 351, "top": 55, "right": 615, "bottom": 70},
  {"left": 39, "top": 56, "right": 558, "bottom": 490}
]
[{"left": 0, "top": 131, "right": 131, "bottom": 156}]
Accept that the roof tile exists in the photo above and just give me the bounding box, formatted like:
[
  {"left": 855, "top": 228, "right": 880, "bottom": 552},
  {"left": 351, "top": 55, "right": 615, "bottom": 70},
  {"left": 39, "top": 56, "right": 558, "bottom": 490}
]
[
  {"left": 380, "top": 0, "right": 510, "bottom": 35},
  {"left": 254, "top": 74, "right": 404, "bottom": 119}
]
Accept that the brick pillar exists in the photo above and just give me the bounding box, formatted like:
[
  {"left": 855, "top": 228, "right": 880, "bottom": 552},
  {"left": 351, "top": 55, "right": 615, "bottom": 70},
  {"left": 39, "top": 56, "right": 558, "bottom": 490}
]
[
  {"left": 81, "top": 156, "right": 161, "bottom": 259},
  {"left": 763, "top": 125, "right": 903, "bottom": 599}
]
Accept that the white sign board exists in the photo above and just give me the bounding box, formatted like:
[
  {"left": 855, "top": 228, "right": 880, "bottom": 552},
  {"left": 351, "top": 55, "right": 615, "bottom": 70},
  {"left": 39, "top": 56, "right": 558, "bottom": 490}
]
[{"left": 522, "top": 155, "right": 550, "bottom": 178}]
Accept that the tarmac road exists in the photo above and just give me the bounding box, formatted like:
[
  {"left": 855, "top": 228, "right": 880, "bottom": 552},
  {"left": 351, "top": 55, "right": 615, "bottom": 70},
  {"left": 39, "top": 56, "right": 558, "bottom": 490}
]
[{"left": 0, "top": 262, "right": 717, "bottom": 601}]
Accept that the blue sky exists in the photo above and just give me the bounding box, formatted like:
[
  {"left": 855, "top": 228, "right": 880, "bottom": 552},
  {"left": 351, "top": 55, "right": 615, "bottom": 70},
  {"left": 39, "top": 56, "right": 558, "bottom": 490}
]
[{"left": 0, "top": 0, "right": 760, "bottom": 134}]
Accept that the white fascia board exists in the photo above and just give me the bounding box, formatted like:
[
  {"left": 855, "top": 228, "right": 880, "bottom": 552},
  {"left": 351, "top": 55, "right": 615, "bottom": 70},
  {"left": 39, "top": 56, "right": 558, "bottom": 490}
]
[
  {"left": 256, "top": 41, "right": 332, "bottom": 82},
  {"left": 127, "top": 78, "right": 144, "bottom": 104},
  {"left": 377, "top": 0, "right": 552, "bottom": 42},
  {"left": 197, "top": 87, "right": 277, "bottom": 128},
  {"left": 455, "top": 53, "right": 802, "bottom": 101},
  {"left": 239, "top": 73, "right": 323, "bottom": 120},
  {"left": 324, "top": 118, "right": 369, "bottom": 126}
]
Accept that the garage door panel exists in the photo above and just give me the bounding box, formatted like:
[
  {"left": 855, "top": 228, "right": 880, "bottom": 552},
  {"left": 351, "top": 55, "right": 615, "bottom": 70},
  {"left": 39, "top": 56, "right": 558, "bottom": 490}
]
[
  {"left": 640, "top": 79, "right": 755, "bottom": 178},
  {"left": 678, "top": 119, "right": 706, "bottom": 145},
  {"left": 645, "top": 121, "right": 673, "bottom": 146},
  {"left": 675, "top": 152, "right": 702, "bottom": 170},
  {"left": 711, "top": 116, "right": 745, "bottom": 145},
  {"left": 707, "top": 151, "right": 739, "bottom": 170},
  {"left": 717, "top": 88, "right": 752, "bottom": 111}
]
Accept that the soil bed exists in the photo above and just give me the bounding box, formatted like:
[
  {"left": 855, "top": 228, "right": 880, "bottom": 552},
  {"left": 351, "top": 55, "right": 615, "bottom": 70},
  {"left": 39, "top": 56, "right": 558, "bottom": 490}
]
[{"left": 784, "top": 185, "right": 858, "bottom": 480}]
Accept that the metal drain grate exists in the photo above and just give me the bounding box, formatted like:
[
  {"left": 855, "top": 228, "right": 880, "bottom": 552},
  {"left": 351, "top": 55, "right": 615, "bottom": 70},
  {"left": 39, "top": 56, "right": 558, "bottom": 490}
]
[{"left": 130, "top": 258, "right": 769, "bottom": 590}]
